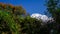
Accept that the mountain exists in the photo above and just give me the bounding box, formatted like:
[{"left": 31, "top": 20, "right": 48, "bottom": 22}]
[{"left": 31, "top": 13, "right": 54, "bottom": 23}]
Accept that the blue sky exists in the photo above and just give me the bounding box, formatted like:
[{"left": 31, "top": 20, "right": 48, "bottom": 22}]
[{"left": 0, "top": 0, "right": 46, "bottom": 15}]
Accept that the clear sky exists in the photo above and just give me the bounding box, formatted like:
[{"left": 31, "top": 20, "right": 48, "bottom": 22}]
[{"left": 0, "top": 0, "right": 46, "bottom": 15}]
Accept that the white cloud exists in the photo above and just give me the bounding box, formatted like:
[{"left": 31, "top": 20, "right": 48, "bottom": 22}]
[{"left": 31, "top": 13, "right": 54, "bottom": 23}]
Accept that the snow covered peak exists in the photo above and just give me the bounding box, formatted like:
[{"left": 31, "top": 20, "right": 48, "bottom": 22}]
[{"left": 31, "top": 13, "right": 54, "bottom": 22}]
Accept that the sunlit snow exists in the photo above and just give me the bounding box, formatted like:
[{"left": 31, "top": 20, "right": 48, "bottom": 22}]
[{"left": 31, "top": 13, "right": 54, "bottom": 22}]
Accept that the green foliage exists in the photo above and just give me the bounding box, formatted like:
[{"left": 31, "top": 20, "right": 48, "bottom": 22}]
[
  {"left": 0, "top": 10, "right": 20, "bottom": 34},
  {"left": 0, "top": 10, "right": 43, "bottom": 34},
  {"left": 0, "top": 2, "right": 59, "bottom": 34},
  {"left": 0, "top": 3, "right": 26, "bottom": 16},
  {"left": 0, "top": 3, "right": 43, "bottom": 34},
  {"left": 46, "top": 0, "right": 60, "bottom": 34},
  {"left": 20, "top": 16, "right": 41, "bottom": 34}
]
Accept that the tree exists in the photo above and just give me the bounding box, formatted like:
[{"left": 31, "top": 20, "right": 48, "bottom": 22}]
[
  {"left": 0, "top": 10, "right": 21, "bottom": 34},
  {"left": 0, "top": 3, "right": 26, "bottom": 16},
  {"left": 46, "top": 0, "right": 60, "bottom": 34},
  {"left": 0, "top": 3, "right": 43, "bottom": 34},
  {"left": 46, "top": 0, "right": 60, "bottom": 23}
]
